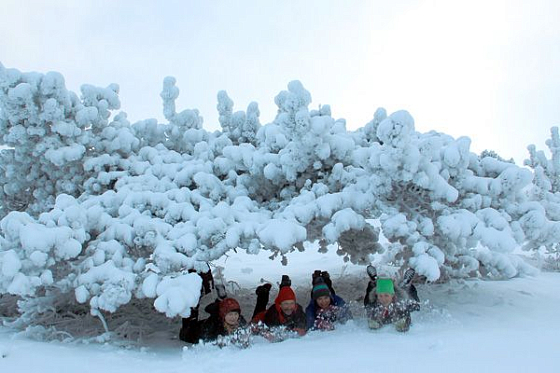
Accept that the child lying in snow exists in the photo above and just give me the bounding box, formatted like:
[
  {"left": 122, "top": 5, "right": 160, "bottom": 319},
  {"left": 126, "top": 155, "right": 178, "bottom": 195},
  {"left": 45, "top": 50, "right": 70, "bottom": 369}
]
[
  {"left": 305, "top": 270, "right": 352, "bottom": 331},
  {"left": 179, "top": 267, "right": 251, "bottom": 347},
  {"left": 251, "top": 275, "right": 307, "bottom": 337},
  {"left": 181, "top": 274, "right": 307, "bottom": 347},
  {"left": 179, "top": 297, "right": 248, "bottom": 345},
  {"left": 364, "top": 266, "right": 420, "bottom": 332}
]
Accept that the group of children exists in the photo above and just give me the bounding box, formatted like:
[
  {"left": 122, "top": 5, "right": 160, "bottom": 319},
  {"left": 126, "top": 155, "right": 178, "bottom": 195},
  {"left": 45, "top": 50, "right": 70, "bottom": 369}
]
[{"left": 179, "top": 265, "right": 421, "bottom": 347}]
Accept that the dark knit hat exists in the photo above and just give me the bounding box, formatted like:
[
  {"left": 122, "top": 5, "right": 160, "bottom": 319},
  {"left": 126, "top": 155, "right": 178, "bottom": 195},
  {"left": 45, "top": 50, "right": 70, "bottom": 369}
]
[
  {"left": 275, "top": 286, "right": 296, "bottom": 305},
  {"left": 219, "top": 298, "right": 241, "bottom": 319},
  {"left": 312, "top": 278, "right": 331, "bottom": 300}
]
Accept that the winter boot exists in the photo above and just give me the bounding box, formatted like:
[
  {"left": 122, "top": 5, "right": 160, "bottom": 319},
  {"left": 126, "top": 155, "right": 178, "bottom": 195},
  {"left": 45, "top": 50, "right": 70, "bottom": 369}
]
[
  {"left": 252, "top": 284, "right": 270, "bottom": 320},
  {"left": 399, "top": 268, "right": 416, "bottom": 288},
  {"left": 366, "top": 265, "right": 377, "bottom": 281},
  {"left": 215, "top": 283, "right": 227, "bottom": 299},
  {"left": 204, "top": 299, "right": 221, "bottom": 319},
  {"left": 312, "top": 270, "right": 323, "bottom": 285},
  {"left": 321, "top": 271, "right": 335, "bottom": 295},
  {"left": 255, "top": 283, "right": 272, "bottom": 296},
  {"left": 199, "top": 268, "right": 214, "bottom": 295},
  {"left": 280, "top": 275, "right": 291, "bottom": 288}
]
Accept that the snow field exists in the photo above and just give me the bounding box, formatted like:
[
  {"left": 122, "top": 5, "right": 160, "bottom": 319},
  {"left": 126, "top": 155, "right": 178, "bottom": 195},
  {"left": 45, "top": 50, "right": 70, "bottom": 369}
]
[{"left": 1, "top": 250, "right": 559, "bottom": 373}]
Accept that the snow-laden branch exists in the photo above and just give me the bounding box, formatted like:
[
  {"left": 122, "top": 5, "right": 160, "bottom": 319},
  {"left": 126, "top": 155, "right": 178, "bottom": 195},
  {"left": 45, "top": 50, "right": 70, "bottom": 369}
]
[{"left": 0, "top": 63, "right": 553, "bottom": 319}]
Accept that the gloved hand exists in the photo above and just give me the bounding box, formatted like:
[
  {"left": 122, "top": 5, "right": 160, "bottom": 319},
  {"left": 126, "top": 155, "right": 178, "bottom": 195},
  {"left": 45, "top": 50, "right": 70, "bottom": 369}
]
[
  {"left": 315, "top": 318, "right": 335, "bottom": 331},
  {"left": 250, "top": 321, "right": 268, "bottom": 335},
  {"left": 368, "top": 319, "right": 381, "bottom": 330},
  {"left": 394, "top": 317, "right": 410, "bottom": 332}
]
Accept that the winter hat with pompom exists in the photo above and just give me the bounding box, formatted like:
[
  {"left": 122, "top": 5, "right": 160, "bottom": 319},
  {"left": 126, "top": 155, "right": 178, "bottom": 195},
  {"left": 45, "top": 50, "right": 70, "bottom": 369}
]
[{"left": 219, "top": 298, "right": 241, "bottom": 320}]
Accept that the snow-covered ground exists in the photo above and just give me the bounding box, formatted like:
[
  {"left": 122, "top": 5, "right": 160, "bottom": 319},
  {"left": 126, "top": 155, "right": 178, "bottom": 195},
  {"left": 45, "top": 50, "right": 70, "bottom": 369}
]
[{"left": 1, "top": 249, "right": 559, "bottom": 373}]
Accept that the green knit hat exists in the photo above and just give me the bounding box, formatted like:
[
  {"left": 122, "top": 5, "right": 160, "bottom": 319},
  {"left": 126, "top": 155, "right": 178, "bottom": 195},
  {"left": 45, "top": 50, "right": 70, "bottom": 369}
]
[{"left": 376, "top": 278, "right": 395, "bottom": 294}]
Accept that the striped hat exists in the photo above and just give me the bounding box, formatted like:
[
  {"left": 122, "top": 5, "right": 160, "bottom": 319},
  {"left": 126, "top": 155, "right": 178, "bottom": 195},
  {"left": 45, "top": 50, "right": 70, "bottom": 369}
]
[{"left": 312, "top": 279, "right": 331, "bottom": 300}]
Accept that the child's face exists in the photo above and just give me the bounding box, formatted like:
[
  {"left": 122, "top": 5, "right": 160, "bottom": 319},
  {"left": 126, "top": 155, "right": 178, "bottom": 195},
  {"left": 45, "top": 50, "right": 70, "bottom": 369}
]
[
  {"left": 280, "top": 300, "right": 296, "bottom": 315},
  {"left": 378, "top": 292, "right": 394, "bottom": 306},
  {"left": 316, "top": 295, "right": 331, "bottom": 309},
  {"left": 224, "top": 311, "right": 240, "bottom": 326}
]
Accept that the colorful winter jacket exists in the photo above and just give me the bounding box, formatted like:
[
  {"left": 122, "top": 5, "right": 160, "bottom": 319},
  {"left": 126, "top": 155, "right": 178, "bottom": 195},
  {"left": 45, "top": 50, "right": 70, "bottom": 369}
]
[
  {"left": 364, "top": 284, "right": 420, "bottom": 326},
  {"left": 305, "top": 294, "right": 352, "bottom": 330},
  {"left": 366, "top": 300, "right": 418, "bottom": 325}
]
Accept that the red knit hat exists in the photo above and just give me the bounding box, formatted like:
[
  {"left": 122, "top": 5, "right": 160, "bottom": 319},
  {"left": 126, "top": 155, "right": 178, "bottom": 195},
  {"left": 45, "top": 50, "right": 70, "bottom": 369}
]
[
  {"left": 219, "top": 298, "right": 241, "bottom": 320},
  {"left": 275, "top": 286, "right": 296, "bottom": 306}
]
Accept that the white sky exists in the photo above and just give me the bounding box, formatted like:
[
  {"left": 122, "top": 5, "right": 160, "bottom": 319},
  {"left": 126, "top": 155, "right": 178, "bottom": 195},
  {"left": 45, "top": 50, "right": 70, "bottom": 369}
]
[{"left": 1, "top": 0, "right": 559, "bottom": 164}]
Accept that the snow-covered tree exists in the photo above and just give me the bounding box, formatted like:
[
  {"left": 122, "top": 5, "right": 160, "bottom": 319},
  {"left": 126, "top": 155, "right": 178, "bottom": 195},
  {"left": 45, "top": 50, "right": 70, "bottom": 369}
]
[
  {"left": 0, "top": 64, "right": 554, "bottom": 326},
  {"left": 523, "top": 127, "right": 560, "bottom": 269},
  {"left": 0, "top": 65, "right": 85, "bottom": 217}
]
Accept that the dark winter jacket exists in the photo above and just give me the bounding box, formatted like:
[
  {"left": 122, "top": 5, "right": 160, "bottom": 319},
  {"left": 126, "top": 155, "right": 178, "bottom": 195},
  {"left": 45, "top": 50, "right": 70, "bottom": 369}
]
[
  {"left": 250, "top": 285, "right": 307, "bottom": 338},
  {"left": 180, "top": 312, "right": 247, "bottom": 344},
  {"left": 305, "top": 294, "right": 352, "bottom": 330},
  {"left": 180, "top": 298, "right": 247, "bottom": 344},
  {"left": 263, "top": 303, "right": 307, "bottom": 335}
]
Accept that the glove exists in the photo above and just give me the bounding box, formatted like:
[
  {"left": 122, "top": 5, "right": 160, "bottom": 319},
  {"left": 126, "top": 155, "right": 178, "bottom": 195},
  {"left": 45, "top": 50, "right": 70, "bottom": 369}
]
[
  {"left": 315, "top": 318, "right": 335, "bottom": 331},
  {"left": 394, "top": 317, "right": 410, "bottom": 332},
  {"left": 368, "top": 319, "right": 382, "bottom": 330}
]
